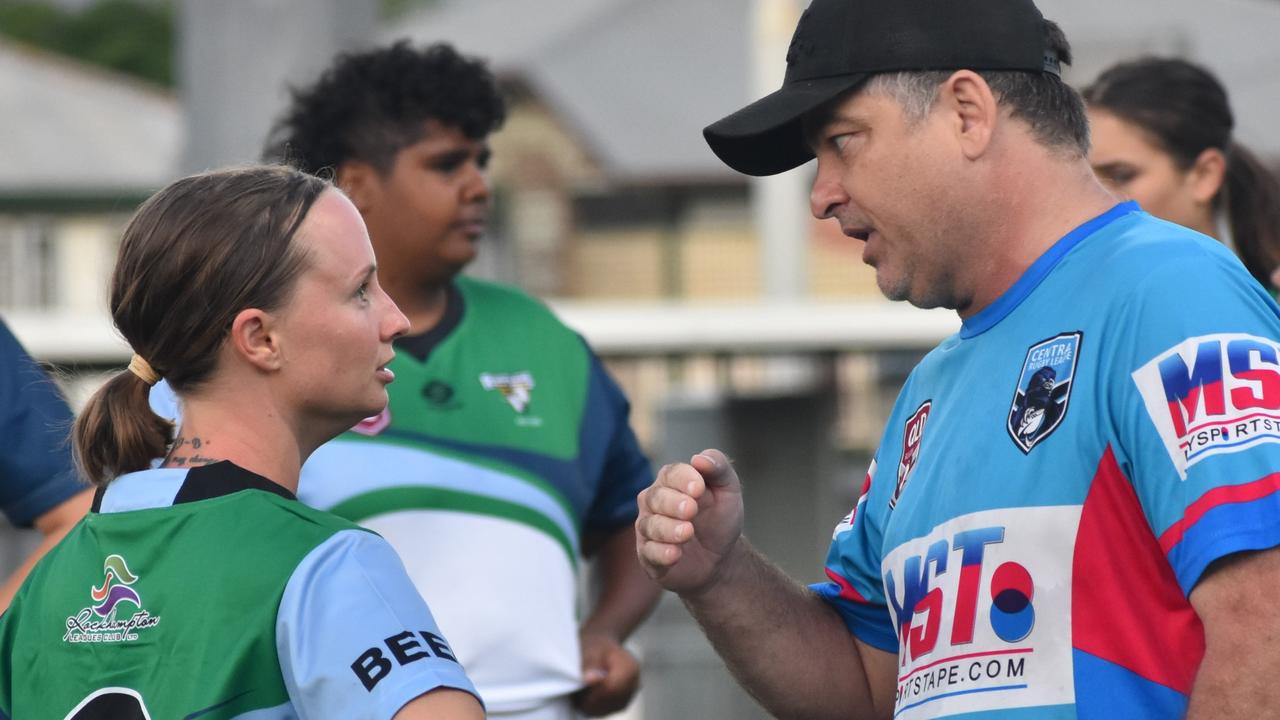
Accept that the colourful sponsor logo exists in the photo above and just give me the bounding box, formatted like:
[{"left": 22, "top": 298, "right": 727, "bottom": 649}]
[
  {"left": 1007, "top": 332, "right": 1082, "bottom": 453},
  {"left": 1132, "top": 333, "right": 1280, "bottom": 477},
  {"left": 64, "top": 555, "right": 161, "bottom": 644},
  {"left": 881, "top": 507, "right": 1078, "bottom": 718},
  {"left": 90, "top": 554, "right": 141, "bottom": 617},
  {"left": 892, "top": 402, "right": 931, "bottom": 509}
]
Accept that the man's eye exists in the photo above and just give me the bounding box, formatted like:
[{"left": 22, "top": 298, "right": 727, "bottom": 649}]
[{"left": 432, "top": 158, "right": 464, "bottom": 173}]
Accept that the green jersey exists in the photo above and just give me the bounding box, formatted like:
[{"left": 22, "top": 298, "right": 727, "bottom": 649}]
[{"left": 0, "top": 461, "right": 477, "bottom": 719}]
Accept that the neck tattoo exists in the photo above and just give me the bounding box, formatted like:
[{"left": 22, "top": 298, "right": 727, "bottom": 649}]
[{"left": 165, "top": 436, "right": 220, "bottom": 467}]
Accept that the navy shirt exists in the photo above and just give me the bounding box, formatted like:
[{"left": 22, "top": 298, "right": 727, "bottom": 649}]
[{"left": 0, "top": 320, "right": 84, "bottom": 527}]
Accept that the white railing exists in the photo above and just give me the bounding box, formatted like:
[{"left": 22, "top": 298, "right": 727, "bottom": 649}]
[{"left": 7, "top": 301, "right": 959, "bottom": 364}]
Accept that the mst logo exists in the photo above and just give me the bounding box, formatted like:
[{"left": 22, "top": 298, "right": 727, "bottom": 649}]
[
  {"left": 1007, "top": 332, "right": 1081, "bottom": 453},
  {"left": 1133, "top": 333, "right": 1280, "bottom": 477},
  {"left": 892, "top": 401, "right": 932, "bottom": 509},
  {"left": 882, "top": 507, "right": 1077, "bottom": 719},
  {"left": 64, "top": 555, "right": 161, "bottom": 644}
]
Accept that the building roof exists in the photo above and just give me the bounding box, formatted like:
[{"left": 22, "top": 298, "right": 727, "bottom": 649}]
[
  {"left": 1040, "top": 0, "right": 1280, "bottom": 155},
  {"left": 394, "top": 0, "right": 1280, "bottom": 183},
  {"left": 389, "top": 0, "right": 749, "bottom": 184},
  {"left": 0, "top": 40, "right": 181, "bottom": 199}
]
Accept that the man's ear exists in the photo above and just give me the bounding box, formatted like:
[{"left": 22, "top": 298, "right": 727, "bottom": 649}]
[
  {"left": 1187, "top": 147, "right": 1228, "bottom": 205},
  {"left": 939, "top": 70, "right": 998, "bottom": 160},
  {"left": 336, "top": 161, "right": 380, "bottom": 214},
  {"left": 228, "top": 308, "right": 283, "bottom": 372}
]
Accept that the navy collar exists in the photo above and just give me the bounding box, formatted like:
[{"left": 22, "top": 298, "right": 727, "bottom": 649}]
[
  {"left": 395, "top": 281, "right": 465, "bottom": 363},
  {"left": 91, "top": 461, "right": 295, "bottom": 513},
  {"left": 960, "top": 202, "right": 1139, "bottom": 339}
]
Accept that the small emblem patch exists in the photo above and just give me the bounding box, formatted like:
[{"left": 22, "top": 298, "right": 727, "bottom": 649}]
[
  {"left": 1007, "top": 332, "right": 1082, "bottom": 453},
  {"left": 480, "top": 372, "right": 535, "bottom": 414},
  {"left": 892, "top": 401, "right": 932, "bottom": 508},
  {"left": 422, "top": 380, "right": 456, "bottom": 406}
]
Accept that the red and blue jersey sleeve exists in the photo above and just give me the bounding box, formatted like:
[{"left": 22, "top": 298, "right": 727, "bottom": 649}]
[
  {"left": 810, "top": 456, "right": 898, "bottom": 653},
  {"left": 1114, "top": 233, "right": 1280, "bottom": 597}
]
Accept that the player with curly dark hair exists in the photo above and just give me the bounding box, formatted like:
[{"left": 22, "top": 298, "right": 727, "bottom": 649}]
[{"left": 263, "top": 41, "right": 661, "bottom": 720}]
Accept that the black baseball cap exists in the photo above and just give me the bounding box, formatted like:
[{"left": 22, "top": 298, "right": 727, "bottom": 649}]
[{"left": 704, "top": 0, "right": 1061, "bottom": 177}]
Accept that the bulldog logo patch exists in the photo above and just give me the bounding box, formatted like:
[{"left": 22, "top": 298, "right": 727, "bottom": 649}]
[{"left": 1007, "top": 332, "right": 1082, "bottom": 453}]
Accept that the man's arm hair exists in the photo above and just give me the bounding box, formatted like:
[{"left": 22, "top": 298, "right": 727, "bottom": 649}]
[{"left": 1185, "top": 545, "right": 1280, "bottom": 718}]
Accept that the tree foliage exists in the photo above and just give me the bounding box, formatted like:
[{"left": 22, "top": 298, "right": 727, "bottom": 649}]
[{"left": 0, "top": 0, "right": 174, "bottom": 87}]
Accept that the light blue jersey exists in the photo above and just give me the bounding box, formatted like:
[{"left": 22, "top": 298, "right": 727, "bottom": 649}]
[{"left": 815, "top": 203, "right": 1280, "bottom": 718}]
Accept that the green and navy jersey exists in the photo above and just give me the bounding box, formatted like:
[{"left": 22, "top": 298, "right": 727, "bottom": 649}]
[
  {"left": 814, "top": 202, "right": 1280, "bottom": 718},
  {"left": 0, "top": 462, "right": 477, "bottom": 719},
  {"left": 297, "top": 276, "right": 652, "bottom": 714}
]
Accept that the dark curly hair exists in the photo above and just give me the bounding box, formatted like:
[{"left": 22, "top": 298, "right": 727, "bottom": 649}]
[{"left": 264, "top": 40, "right": 507, "bottom": 175}]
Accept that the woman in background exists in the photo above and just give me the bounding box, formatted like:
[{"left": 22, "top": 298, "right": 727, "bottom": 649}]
[
  {"left": 0, "top": 165, "right": 484, "bottom": 720},
  {"left": 1084, "top": 57, "right": 1280, "bottom": 292}
]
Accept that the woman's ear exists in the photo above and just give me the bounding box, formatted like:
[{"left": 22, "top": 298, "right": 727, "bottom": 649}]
[
  {"left": 228, "top": 308, "right": 283, "bottom": 372},
  {"left": 1188, "top": 147, "right": 1227, "bottom": 205}
]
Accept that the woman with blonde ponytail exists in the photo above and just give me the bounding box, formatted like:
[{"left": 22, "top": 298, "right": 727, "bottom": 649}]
[{"left": 0, "top": 166, "right": 484, "bottom": 720}]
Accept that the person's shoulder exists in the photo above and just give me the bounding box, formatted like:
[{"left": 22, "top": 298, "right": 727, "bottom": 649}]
[
  {"left": 1083, "top": 210, "right": 1238, "bottom": 279},
  {"left": 455, "top": 275, "right": 581, "bottom": 338},
  {"left": 247, "top": 491, "right": 370, "bottom": 541},
  {"left": 1066, "top": 210, "right": 1259, "bottom": 315},
  {"left": 457, "top": 275, "right": 548, "bottom": 312}
]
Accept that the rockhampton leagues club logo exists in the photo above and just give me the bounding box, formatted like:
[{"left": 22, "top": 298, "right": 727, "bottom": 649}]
[
  {"left": 63, "top": 554, "right": 161, "bottom": 644},
  {"left": 481, "top": 371, "right": 537, "bottom": 415},
  {"left": 1007, "top": 332, "right": 1082, "bottom": 454}
]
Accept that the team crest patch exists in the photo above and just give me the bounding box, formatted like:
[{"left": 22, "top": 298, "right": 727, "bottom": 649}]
[
  {"left": 1132, "top": 333, "right": 1280, "bottom": 478},
  {"left": 1007, "top": 332, "right": 1082, "bottom": 454},
  {"left": 480, "top": 371, "right": 535, "bottom": 414},
  {"left": 64, "top": 554, "right": 161, "bottom": 644},
  {"left": 892, "top": 401, "right": 932, "bottom": 508}
]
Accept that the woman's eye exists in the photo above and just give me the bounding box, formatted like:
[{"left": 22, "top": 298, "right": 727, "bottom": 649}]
[{"left": 1097, "top": 166, "right": 1137, "bottom": 187}]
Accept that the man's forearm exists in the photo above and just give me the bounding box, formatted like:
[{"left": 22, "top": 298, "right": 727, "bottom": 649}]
[
  {"left": 1186, "top": 547, "right": 1280, "bottom": 719},
  {"left": 680, "top": 537, "right": 884, "bottom": 720}
]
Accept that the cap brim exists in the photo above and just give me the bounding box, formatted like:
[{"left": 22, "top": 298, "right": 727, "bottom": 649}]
[{"left": 703, "top": 74, "right": 868, "bottom": 177}]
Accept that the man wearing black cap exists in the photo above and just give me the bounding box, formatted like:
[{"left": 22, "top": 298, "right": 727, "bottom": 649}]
[{"left": 636, "top": 1, "right": 1280, "bottom": 718}]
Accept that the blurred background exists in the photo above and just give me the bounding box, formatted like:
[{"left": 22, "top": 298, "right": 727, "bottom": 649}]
[{"left": 2, "top": 0, "right": 1279, "bottom": 716}]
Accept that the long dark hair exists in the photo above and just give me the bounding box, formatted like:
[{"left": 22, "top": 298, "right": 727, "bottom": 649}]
[
  {"left": 1083, "top": 57, "right": 1280, "bottom": 288},
  {"left": 73, "top": 166, "right": 328, "bottom": 485}
]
